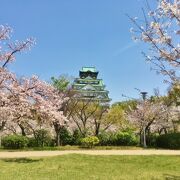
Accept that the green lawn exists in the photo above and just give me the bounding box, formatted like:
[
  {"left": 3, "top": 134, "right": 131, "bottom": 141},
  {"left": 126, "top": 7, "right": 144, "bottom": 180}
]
[{"left": 0, "top": 155, "right": 180, "bottom": 180}]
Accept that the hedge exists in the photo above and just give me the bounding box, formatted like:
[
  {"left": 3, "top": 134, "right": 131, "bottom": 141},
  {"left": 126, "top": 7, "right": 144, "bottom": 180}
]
[
  {"left": 2, "top": 135, "right": 28, "bottom": 149},
  {"left": 156, "top": 133, "right": 180, "bottom": 149},
  {"left": 98, "top": 131, "right": 138, "bottom": 146}
]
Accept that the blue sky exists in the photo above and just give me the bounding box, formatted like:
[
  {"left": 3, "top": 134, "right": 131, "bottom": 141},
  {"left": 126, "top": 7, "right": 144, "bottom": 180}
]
[{"left": 0, "top": 0, "right": 168, "bottom": 103}]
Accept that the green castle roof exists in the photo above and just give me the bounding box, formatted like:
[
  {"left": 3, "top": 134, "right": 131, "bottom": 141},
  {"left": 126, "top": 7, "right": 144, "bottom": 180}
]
[{"left": 81, "top": 67, "right": 97, "bottom": 73}]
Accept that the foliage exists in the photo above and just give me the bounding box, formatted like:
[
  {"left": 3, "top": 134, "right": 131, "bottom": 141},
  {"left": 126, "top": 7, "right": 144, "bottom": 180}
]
[
  {"left": 59, "top": 127, "right": 73, "bottom": 145},
  {"left": 104, "top": 105, "right": 130, "bottom": 130},
  {"left": 98, "top": 131, "right": 138, "bottom": 146},
  {"left": 2, "top": 135, "right": 28, "bottom": 149},
  {"left": 51, "top": 75, "right": 71, "bottom": 92},
  {"left": 91, "top": 104, "right": 109, "bottom": 136},
  {"left": 71, "top": 129, "right": 83, "bottom": 145},
  {"left": 156, "top": 133, "right": 180, "bottom": 149},
  {"left": 67, "top": 100, "right": 106, "bottom": 137},
  {"left": 81, "top": 136, "right": 99, "bottom": 148},
  {"left": 114, "top": 131, "right": 138, "bottom": 146},
  {"left": 98, "top": 132, "right": 113, "bottom": 146},
  {"left": 168, "top": 82, "right": 180, "bottom": 106},
  {"left": 146, "top": 134, "right": 159, "bottom": 147},
  {"left": 112, "top": 100, "right": 137, "bottom": 111},
  {"left": 27, "top": 137, "right": 38, "bottom": 147},
  {"left": 32, "top": 129, "right": 52, "bottom": 147}
]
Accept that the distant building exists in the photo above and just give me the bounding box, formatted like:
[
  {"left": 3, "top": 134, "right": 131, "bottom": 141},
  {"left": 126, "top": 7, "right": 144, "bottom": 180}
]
[{"left": 72, "top": 67, "right": 111, "bottom": 105}]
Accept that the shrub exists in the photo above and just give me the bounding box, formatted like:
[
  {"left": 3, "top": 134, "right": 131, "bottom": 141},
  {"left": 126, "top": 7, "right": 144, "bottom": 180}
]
[
  {"left": 30, "top": 129, "right": 52, "bottom": 147},
  {"left": 28, "top": 137, "right": 55, "bottom": 148},
  {"left": 72, "top": 129, "right": 83, "bottom": 145},
  {"left": 27, "top": 137, "right": 37, "bottom": 147},
  {"left": 59, "top": 127, "right": 73, "bottom": 145},
  {"left": 156, "top": 133, "right": 180, "bottom": 149},
  {"left": 98, "top": 131, "right": 138, "bottom": 146},
  {"left": 98, "top": 132, "right": 113, "bottom": 146},
  {"left": 81, "top": 136, "right": 99, "bottom": 148},
  {"left": 2, "top": 135, "right": 28, "bottom": 149},
  {"left": 114, "top": 132, "right": 138, "bottom": 146},
  {"left": 146, "top": 134, "right": 159, "bottom": 147}
]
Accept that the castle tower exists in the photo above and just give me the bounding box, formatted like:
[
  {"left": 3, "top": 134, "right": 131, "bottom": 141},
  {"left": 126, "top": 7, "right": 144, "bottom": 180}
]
[{"left": 72, "top": 67, "right": 111, "bottom": 105}]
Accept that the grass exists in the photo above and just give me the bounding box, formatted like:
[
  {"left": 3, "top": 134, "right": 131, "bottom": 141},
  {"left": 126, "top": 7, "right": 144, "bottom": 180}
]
[
  {"left": 0, "top": 155, "right": 179, "bottom": 180},
  {"left": 0, "top": 145, "right": 144, "bottom": 151}
]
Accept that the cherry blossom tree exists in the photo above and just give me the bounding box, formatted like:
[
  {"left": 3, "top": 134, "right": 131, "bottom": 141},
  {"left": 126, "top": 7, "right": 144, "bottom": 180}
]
[
  {"left": 7, "top": 75, "right": 68, "bottom": 145},
  {"left": 130, "top": 0, "right": 180, "bottom": 82},
  {"left": 0, "top": 25, "right": 35, "bottom": 144},
  {"left": 128, "top": 100, "right": 169, "bottom": 147},
  {"left": 0, "top": 25, "right": 68, "bottom": 146}
]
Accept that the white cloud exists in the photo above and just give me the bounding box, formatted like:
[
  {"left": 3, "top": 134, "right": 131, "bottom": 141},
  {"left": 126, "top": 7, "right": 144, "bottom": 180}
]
[{"left": 113, "top": 42, "right": 138, "bottom": 57}]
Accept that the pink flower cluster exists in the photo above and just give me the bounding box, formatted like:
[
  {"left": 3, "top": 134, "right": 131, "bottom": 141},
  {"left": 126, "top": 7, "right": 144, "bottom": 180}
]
[
  {"left": 0, "top": 25, "right": 68, "bottom": 135},
  {"left": 130, "top": 0, "right": 180, "bottom": 81}
]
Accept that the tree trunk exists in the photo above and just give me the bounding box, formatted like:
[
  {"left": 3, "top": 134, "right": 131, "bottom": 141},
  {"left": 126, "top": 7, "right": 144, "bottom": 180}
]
[
  {"left": 164, "top": 128, "right": 168, "bottom": 134},
  {"left": 56, "top": 131, "right": 60, "bottom": 146},
  {"left": 0, "top": 121, "right": 6, "bottom": 147},
  {"left": 0, "top": 137, "right": 1, "bottom": 147},
  {"left": 95, "top": 123, "right": 100, "bottom": 136},
  {"left": 53, "top": 122, "right": 63, "bottom": 146},
  {"left": 54, "top": 125, "right": 60, "bottom": 146},
  {"left": 18, "top": 124, "right": 26, "bottom": 136},
  {"left": 143, "top": 127, "right": 147, "bottom": 148},
  {"left": 139, "top": 129, "right": 143, "bottom": 146}
]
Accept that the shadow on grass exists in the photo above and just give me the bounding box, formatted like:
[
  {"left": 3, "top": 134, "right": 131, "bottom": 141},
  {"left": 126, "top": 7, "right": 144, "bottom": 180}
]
[
  {"left": 2, "top": 158, "right": 42, "bottom": 163},
  {"left": 164, "top": 174, "right": 180, "bottom": 180}
]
